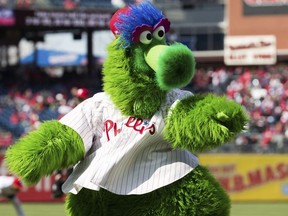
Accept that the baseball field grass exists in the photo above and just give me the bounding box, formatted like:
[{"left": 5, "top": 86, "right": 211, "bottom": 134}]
[{"left": 1, "top": 202, "right": 287, "bottom": 216}]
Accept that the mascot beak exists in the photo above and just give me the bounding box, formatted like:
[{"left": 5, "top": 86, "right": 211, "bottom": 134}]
[
  {"left": 144, "top": 45, "right": 168, "bottom": 73},
  {"left": 144, "top": 43, "right": 196, "bottom": 91}
]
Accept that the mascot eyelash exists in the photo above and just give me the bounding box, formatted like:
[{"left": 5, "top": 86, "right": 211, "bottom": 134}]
[{"left": 114, "top": 2, "right": 169, "bottom": 48}]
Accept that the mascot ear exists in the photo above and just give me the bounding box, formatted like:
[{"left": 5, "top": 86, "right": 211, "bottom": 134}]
[{"left": 110, "top": 7, "right": 130, "bottom": 37}]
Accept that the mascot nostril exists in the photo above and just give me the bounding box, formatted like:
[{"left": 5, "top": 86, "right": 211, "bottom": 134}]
[{"left": 5, "top": 1, "right": 249, "bottom": 216}]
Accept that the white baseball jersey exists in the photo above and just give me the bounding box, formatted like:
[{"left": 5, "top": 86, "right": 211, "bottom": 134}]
[{"left": 60, "top": 89, "right": 199, "bottom": 195}]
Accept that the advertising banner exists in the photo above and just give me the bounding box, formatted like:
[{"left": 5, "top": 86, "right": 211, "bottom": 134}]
[
  {"left": 243, "top": 0, "right": 288, "bottom": 15},
  {"left": 224, "top": 35, "right": 276, "bottom": 66},
  {"left": 199, "top": 154, "right": 288, "bottom": 201},
  {"left": 3, "top": 153, "right": 288, "bottom": 202}
]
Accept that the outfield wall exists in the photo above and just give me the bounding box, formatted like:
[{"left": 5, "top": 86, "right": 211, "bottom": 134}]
[
  {"left": 199, "top": 154, "right": 288, "bottom": 202},
  {"left": 1, "top": 154, "right": 288, "bottom": 202}
]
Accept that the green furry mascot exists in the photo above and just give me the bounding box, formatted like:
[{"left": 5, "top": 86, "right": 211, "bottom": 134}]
[{"left": 5, "top": 2, "right": 248, "bottom": 215}]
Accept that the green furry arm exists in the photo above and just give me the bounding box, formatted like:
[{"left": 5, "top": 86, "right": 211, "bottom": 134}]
[
  {"left": 5, "top": 120, "right": 85, "bottom": 186},
  {"left": 164, "top": 94, "right": 249, "bottom": 152}
]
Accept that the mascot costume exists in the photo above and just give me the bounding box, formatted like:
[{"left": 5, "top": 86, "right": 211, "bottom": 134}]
[{"left": 5, "top": 2, "right": 248, "bottom": 215}]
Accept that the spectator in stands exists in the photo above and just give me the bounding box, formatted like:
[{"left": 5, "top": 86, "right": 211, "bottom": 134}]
[
  {"left": 0, "top": 175, "right": 26, "bottom": 216},
  {"left": 64, "top": 0, "right": 77, "bottom": 9},
  {"left": 0, "top": 131, "right": 13, "bottom": 152},
  {"left": 76, "top": 87, "right": 89, "bottom": 102},
  {"left": 16, "top": 0, "right": 31, "bottom": 7}
]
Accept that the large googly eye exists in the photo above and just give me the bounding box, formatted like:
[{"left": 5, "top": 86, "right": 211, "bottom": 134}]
[
  {"left": 139, "top": 30, "right": 153, "bottom": 45},
  {"left": 153, "top": 26, "right": 165, "bottom": 40}
]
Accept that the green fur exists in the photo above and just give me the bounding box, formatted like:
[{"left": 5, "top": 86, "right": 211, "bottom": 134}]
[
  {"left": 102, "top": 39, "right": 196, "bottom": 119},
  {"left": 74, "top": 25, "right": 241, "bottom": 215},
  {"left": 156, "top": 43, "right": 195, "bottom": 90},
  {"left": 156, "top": 165, "right": 230, "bottom": 216},
  {"left": 102, "top": 39, "right": 167, "bottom": 119},
  {"left": 4, "top": 4, "right": 248, "bottom": 216},
  {"left": 5, "top": 120, "right": 85, "bottom": 185},
  {"left": 164, "top": 94, "right": 249, "bottom": 153},
  {"left": 65, "top": 165, "right": 230, "bottom": 216}
]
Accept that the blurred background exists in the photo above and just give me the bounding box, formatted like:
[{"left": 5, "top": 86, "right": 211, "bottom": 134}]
[{"left": 0, "top": 0, "right": 288, "bottom": 215}]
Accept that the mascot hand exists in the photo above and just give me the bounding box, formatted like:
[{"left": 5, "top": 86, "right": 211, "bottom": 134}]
[
  {"left": 5, "top": 120, "right": 85, "bottom": 185},
  {"left": 164, "top": 94, "right": 249, "bottom": 152}
]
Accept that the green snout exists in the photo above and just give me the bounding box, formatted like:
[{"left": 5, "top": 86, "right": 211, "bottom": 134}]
[{"left": 144, "top": 43, "right": 195, "bottom": 91}]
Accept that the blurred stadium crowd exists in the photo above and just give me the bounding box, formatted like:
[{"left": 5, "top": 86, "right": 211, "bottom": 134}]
[
  {"left": 0, "top": 65, "right": 100, "bottom": 151},
  {"left": 1, "top": 63, "right": 288, "bottom": 154},
  {"left": 189, "top": 64, "right": 288, "bottom": 153}
]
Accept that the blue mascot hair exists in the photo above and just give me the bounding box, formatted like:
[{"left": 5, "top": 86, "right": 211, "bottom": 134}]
[{"left": 115, "top": 1, "right": 165, "bottom": 48}]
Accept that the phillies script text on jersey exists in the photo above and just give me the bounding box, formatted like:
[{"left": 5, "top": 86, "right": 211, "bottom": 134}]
[{"left": 105, "top": 117, "right": 156, "bottom": 141}]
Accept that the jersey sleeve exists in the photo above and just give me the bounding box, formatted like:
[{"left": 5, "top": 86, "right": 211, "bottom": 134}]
[
  {"left": 168, "top": 89, "right": 193, "bottom": 113},
  {"left": 59, "top": 97, "right": 96, "bottom": 154}
]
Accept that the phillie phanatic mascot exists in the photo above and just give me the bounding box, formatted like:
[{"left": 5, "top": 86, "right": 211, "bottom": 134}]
[{"left": 6, "top": 2, "right": 248, "bottom": 215}]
